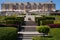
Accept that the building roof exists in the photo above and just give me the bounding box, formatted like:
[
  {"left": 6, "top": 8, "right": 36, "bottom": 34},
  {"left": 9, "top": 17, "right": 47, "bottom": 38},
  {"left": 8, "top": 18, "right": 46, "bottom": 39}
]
[{"left": 1, "top": 2, "right": 55, "bottom": 5}]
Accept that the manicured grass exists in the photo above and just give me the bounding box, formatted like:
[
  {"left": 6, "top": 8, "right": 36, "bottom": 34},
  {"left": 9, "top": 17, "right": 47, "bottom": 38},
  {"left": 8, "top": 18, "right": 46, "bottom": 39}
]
[
  {"left": 49, "top": 28, "right": 60, "bottom": 40},
  {"left": 45, "top": 28, "right": 60, "bottom": 40},
  {"left": 32, "top": 28, "right": 60, "bottom": 40},
  {"left": 0, "top": 27, "right": 17, "bottom": 40}
]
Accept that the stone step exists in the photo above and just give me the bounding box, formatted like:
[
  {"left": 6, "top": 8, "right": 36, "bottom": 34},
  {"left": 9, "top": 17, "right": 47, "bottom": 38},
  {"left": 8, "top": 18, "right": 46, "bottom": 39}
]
[
  {"left": 18, "top": 32, "right": 45, "bottom": 37},
  {"left": 18, "top": 34, "right": 41, "bottom": 37},
  {"left": 18, "top": 32, "right": 40, "bottom": 40},
  {"left": 18, "top": 32, "right": 48, "bottom": 40},
  {"left": 18, "top": 32, "right": 46, "bottom": 40},
  {"left": 18, "top": 32, "right": 41, "bottom": 34},
  {"left": 24, "top": 27, "right": 36, "bottom": 31},
  {"left": 25, "top": 21, "right": 37, "bottom": 26},
  {"left": 21, "top": 26, "right": 37, "bottom": 31},
  {"left": 18, "top": 38, "right": 31, "bottom": 40}
]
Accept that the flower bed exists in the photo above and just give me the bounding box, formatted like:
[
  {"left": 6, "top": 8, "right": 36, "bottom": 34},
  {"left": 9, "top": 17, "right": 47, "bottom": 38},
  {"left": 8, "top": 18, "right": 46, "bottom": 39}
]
[{"left": 48, "top": 24, "right": 60, "bottom": 28}]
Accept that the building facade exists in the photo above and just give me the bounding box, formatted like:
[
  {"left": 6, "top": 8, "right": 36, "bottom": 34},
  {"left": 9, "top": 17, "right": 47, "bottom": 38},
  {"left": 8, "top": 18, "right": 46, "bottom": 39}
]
[
  {"left": 0, "top": 2, "right": 56, "bottom": 16},
  {"left": 1, "top": 2, "right": 55, "bottom": 11}
]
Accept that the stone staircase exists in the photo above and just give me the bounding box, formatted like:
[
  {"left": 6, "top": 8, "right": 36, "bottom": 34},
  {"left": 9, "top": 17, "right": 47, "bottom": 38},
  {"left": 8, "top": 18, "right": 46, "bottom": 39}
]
[
  {"left": 18, "top": 32, "right": 44, "bottom": 40},
  {"left": 18, "top": 21, "right": 38, "bottom": 40},
  {"left": 21, "top": 26, "right": 36, "bottom": 32},
  {"left": 18, "top": 15, "right": 40, "bottom": 40},
  {"left": 25, "top": 21, "right": 37, "bottom": 26},
  {"left": 18, "top": 26, "right": 43, "bottom": 40}
]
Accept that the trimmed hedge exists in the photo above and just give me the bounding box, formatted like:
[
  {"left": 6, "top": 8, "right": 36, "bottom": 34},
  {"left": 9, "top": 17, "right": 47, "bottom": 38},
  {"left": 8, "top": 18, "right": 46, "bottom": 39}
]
[
  {"left": 42, "top": 20, "right": 54, "bottom": 25},
  {"left": 45, "top": 16, "right": 55, "bottom": 20},
  {"left": 35, "top": 16, "right": 55, "bottom": 26},
  {"left": 35, "top": 17, "right": 44, "bottom": 26},
  {"left": 36, "top": 25, "right": 50, "bottom": 34},
  {"left": 4, "top": 17, "right": 24, "bottom": 25},
  {"left": 5, "top": 17, "right": 24, "bottom": 21},
  {"left": 0, "top": 27, "right": 17, "bottom": 40}
]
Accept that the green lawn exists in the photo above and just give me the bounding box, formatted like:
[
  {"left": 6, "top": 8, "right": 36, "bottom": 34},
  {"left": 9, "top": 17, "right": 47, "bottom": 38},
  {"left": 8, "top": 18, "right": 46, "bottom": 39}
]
[
  {"left": 49, "top": 28, "right": 60, "bottom": 40},
  {"left": 43, "top": 28, "right": 60, "bottom": 40},
  {"left": 33, "top": 28, "right": 60, "bottom": 40}
]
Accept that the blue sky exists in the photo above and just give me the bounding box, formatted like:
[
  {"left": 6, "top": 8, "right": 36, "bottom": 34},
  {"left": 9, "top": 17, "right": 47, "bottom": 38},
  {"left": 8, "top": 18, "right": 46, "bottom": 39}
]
[{"left": 0, "top": 0, "right": 60, "bottom": 10}]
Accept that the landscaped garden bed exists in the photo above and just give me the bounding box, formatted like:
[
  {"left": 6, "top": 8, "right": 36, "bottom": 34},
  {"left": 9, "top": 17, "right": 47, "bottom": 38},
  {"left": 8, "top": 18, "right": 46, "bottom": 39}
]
[
  {"left": 35, "top": 16, "right": 55, "bottom": 26},
  {"left": 0, "top": 16, "right": 25, "bottom": 27},
  {"left": 48, "top": 24, "right": 60, "bottom": 28}
]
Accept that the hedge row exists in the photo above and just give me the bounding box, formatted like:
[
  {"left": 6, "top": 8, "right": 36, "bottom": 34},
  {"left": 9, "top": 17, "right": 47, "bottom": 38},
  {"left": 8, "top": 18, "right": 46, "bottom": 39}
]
[
  {"left": 35, "top": 16, "right": 55, "bottom": 26},
  {"left": 0, "top": 27, "right": 17, "bottom": 40},
  {"left": 42, "top": 20, "right": 54, "bottom": 25},
  {"left": 35, "top": 16, "right": 55, "bottom": 21},
  {"left": 5, "top": 17, "right": 24, "bottom": 21},
  {"left": 36, "top": 25, "right": 50, "bottom": 33},
  {"left": 0, "top": 16, "right": 25, "bottom": 26}
]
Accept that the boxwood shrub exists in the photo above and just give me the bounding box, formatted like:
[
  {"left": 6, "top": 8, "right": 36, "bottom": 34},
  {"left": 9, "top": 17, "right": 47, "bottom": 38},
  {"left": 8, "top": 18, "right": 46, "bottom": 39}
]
[
  {"left": 42, "top": 20, "right": 54, "bottom": 25},
  {"left": 4, "top": 16, "right": 24, "bottom": 25},
  {"left": 45, "top": 16, "right": 55, "bottom": 20},
  {"left": 5, "top": 16, "right": 24, "bottom": 22},
  {"left": 36, "top": 25, "right": 50, "bottom": 34},
  {"left": 35, "top": 17, "right": 44, "bottom": 26},
  {"left": 0, "top": 27, "right": 17, "bottom": 40},
  {"left": 35, "top": 16, "right": 55, "bottom": 26}
]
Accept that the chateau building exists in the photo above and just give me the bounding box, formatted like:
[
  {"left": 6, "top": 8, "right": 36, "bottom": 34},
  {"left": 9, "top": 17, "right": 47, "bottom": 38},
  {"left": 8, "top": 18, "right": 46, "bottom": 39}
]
[
  {"left": 1, "top": 2, "right": 55, "bottom": 11},
  {"left": 0, "top": 2, "right": 59, "bottom": 16}
]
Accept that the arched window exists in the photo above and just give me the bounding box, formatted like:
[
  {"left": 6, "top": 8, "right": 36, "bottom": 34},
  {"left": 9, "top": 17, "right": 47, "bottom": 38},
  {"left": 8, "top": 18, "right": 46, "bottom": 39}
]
[
  {"left": 47, "top": 4, "right": 53, "bottom": 11},
  {"left": 12, "top": 3, "right": 18, "bottom": 10},
  {"left": 16, "top": 3, "right": 19, "bottom": 9},
  {"left": 12, "top": 5, "right": 16, "bottom": 10},
  {"left": 38, "top": 3, "right": 41, "bottom": 9},
  {"left": 5, "top": 4, "right": 9, "bottom": 10},
  {"left": 20, "top": 3, "right": 24, "bottom": 10},
  {"left": 33, "top": 3, "right": 37, "bottom": 9},
  {"left": 26, "top": 2, "right": 31, "bottom": 9}
]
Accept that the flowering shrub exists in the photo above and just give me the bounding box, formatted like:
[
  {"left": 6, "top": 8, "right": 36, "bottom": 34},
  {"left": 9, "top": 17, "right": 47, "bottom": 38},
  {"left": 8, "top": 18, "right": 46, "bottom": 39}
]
[{"left": 48, "top": 24, "right": 60, "bottom": 28}]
